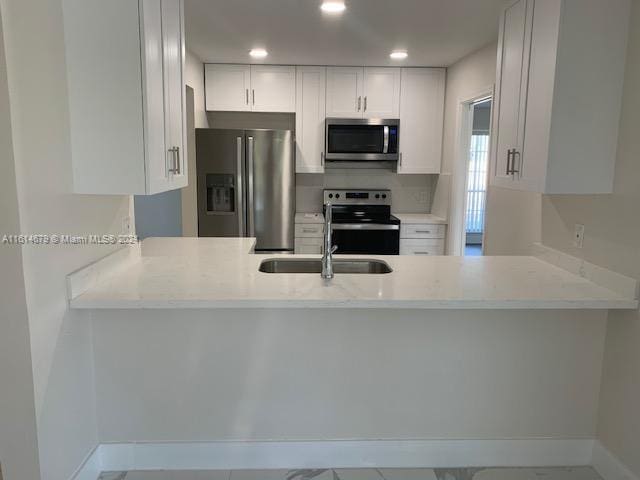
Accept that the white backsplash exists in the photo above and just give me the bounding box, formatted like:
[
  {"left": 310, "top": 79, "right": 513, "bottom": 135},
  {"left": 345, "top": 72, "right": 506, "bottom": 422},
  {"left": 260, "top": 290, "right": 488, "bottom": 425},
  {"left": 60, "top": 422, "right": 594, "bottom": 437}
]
[{"left": 296, "top": 170, "right": 437, "bottom": 213}]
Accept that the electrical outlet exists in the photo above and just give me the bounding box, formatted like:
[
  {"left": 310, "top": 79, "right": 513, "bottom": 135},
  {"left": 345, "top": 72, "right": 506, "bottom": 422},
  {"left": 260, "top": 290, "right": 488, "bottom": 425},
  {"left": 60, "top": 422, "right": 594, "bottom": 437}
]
[
  {"left": 121, "top": 216, "right": 131, "bottom": 235},
  {"left": 573, "top": 224, "right": 585, "bottom": 249}
]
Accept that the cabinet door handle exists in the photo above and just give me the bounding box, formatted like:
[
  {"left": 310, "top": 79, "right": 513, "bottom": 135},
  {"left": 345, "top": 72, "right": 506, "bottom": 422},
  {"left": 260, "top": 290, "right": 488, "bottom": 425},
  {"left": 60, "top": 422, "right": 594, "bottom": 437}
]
[
  {"left": 175, "top": 147, "right": 180, "bottom": 175},
  {"left": 320, "top": 152, "right": 324, "bottom": 167},
  {"left": 506, "top": 149, "right": 514, "bottom": 175},
  {"left": 364, "top": 96, "right": 367, "bottom": 112},
  {"left": 252, "top": 89, "right": 255, "bottom": 106},
  {"left": 399, "top": 152, "right": 403, "bottom": 167},
  {"left": 168, "top": 147, "right": 178, "bottom": 174},
  {"left": 357, "top": 96, "right": 361, "bottom": 112},
  {"left": 512, "top": 150, "right": 521, "bottom": 175},
  {"left": 246, "top": 89, "right": 249, "bottom": 105}
]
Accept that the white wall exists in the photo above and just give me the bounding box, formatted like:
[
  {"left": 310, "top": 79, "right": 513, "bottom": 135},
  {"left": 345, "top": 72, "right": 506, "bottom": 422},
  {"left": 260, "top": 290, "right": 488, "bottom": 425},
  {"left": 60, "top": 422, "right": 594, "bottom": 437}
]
[
  {"left": 539, "top": 1, "right": 640, "bottom": 474},
  {"left": 93, "top": 308, "right": 607, "bottom": 442},
  {"left": 441, "top": 42, "right": 502, "bottom": 253},
  {"left": 0, "top": 7, "right": 41, "bottom": 479},
  {"left": 1, "top": 0, "right": 132, "bottom": 478}
]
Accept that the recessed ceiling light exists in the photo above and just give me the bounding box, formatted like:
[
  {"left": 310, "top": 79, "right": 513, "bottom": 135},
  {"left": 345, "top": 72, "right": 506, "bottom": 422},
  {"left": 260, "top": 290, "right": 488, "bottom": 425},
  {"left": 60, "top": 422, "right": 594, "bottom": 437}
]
[
  {"left": 390, "top": 51, "right": 408, "bottom": 60},
  {"left": 249, "top": 48, "right": 268, "bottom": 59},
  {"left": 321, "top": 1, "right": 346, "bottom": 14}
]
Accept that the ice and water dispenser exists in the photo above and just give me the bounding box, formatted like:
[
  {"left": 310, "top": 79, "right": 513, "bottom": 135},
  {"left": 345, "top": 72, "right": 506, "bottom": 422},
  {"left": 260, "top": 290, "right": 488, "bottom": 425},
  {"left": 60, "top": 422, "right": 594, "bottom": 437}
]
[{"left": 206, "top": 174, "right": 235, "bottom": 214}]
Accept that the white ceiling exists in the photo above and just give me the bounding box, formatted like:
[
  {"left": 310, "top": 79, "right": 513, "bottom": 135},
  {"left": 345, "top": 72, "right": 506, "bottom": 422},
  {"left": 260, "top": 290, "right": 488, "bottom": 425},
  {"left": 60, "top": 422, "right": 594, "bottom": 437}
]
[{"left": 185, "top": 0, "right": 507, "bottom": 67}]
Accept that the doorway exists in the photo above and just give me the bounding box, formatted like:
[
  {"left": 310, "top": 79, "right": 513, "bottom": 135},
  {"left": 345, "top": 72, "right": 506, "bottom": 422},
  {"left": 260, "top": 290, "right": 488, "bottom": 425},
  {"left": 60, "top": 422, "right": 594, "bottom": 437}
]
[{"left": 464, "top": 99, "right": 492, "bottom": 256}]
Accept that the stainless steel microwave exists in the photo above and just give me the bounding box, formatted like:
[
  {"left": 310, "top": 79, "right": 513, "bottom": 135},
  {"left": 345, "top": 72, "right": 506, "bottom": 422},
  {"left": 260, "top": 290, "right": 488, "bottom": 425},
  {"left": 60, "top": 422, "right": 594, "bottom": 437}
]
[{"left": 325, "top": 118, "right": 400, "bottom": 162}]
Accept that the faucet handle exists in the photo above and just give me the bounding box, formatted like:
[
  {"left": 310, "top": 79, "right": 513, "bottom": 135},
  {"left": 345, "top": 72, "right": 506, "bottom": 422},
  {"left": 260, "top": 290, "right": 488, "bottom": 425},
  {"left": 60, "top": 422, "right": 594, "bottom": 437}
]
[{"left": 330, "top": 245, "right": 338, "bottom": 254}]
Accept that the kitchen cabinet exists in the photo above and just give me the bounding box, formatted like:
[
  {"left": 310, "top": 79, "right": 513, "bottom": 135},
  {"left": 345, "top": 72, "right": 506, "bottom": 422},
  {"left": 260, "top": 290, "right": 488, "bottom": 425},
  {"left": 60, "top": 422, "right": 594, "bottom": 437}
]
[
  {"left": 398, "top": 68, "right": 445, "bottom": 174},
  {"left": 491, "top": 0, "right": 630, "bottom": 194},
  {"left": 399, "top": 220, "right": 446, "bottom": 256},
  {"left": 294, "top": 213, "right": 324, "bottom": 254},
  {"left": 295, "top": 67, "right": 327, "bottom": 173},
  {"left": 205, "top": 64, "right": 295, "bottom": 113},
  {"left": 204, "top": 64, "right": 251, "bottom": 112},
  {"left": 251, "top": 65, "right": 296, "bottom": 112},
  {"left": 326, "top": 67, "right": 400, "bottom": 118},
  {"left": 63, "top": 0, "right": 187, "bottom": 195}
]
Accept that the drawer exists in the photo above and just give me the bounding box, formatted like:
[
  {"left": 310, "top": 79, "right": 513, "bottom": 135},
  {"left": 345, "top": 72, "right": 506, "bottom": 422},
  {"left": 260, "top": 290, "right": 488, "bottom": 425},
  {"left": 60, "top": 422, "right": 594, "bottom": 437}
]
[
  {"left": 295, "top": 224, "right": 324, "bottom": 238},
  {"left": 400, "top": 223, "right": 446, "bottom": 239},
  {"left": 295, "top": 237, "right": 323, "bottom": 254},
  {"left": 400, "top": 238, "right": 445, "bottom": 256}
]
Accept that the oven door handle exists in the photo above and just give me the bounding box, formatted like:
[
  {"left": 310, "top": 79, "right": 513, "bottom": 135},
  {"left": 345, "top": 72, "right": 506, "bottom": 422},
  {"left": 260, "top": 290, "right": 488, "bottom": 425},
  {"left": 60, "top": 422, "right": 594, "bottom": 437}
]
[
  {"left": 332, "top": 223, "right": 399, "bottom": 231},
  {"left": 383, "top": 126, "right": 389, "bottom": 154}
]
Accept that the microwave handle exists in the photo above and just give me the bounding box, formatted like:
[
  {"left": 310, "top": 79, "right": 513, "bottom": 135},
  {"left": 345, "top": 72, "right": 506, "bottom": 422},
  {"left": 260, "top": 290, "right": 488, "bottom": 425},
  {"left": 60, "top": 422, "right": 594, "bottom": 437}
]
[{"left": 383, "top": 126, "right": 389, "bottom": 154}]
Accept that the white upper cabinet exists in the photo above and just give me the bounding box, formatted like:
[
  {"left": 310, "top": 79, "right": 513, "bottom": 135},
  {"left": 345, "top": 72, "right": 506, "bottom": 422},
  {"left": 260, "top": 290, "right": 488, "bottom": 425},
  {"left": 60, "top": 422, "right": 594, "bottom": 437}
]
[
  {"left": 492, "top": 0, "right": 531, "bottom": 186},
  {"left": 250, "top": 65, "right": 296, "bottom": 112},
  {"left": 204, "top": 64, "right": 295, "bottom": 112},
  {"left": 362, "top": 67, "right": 401, "bottom": 118},
  {"left": 205, "top": 64, "right": 251, "bottom": 112},
  {"left": 326, "top": 67, "right": 401, "bottom": 118},
  {"left": 326, "top": 67, "right": 363, "bottom": 117},
  {"left": 491, "top": 0, "right": 630, "bottom": 194},
  {"left": 398, "top": 68, "right": 445, "bottom": 174},
  {"left": 62, "top": 0, "right": 187, "bottom": 195},
  {"left": 295, "top": 66, "right": 327, "bottom": 173}
]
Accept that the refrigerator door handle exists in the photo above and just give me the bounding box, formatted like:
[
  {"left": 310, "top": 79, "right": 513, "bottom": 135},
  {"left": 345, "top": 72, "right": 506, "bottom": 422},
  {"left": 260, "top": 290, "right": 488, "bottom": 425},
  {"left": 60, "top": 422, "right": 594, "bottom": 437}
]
[
  {"left": 247, "top": 136, "right": 255, "bottom": 237},
  {"left": 236, "top": 136, "right": 245, "bottom": 236}
]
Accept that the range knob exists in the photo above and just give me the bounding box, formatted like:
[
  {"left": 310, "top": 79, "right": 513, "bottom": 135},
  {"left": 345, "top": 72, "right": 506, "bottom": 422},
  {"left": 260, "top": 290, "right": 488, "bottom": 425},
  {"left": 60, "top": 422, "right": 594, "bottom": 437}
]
[
  {"left": 328, "top": 193, "right": 333, "bottom": 199},
  {"left": 336, "top": 194, "right": 341, "bottom": 199},
  {"left": 375, "top": 194, "right": 380, "bottom": 199},
  {"left": 382, "top": 194, "right": 387, "bottom": 199}
]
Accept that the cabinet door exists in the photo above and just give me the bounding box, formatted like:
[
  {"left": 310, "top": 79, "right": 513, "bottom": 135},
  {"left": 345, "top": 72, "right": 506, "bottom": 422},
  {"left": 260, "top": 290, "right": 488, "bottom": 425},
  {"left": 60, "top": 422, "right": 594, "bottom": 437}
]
[
  {"left": 295, "top": 66, "right": 326, "bottom": 173},
  {"left": 362, "top": 67, "right": 400, "bottom": 118},
  {"left": 205, "top": 64, "right": 251, "bottom": 111},
  {"left": 326, "top": 67, "right": 363, "bottom": 118},
  {"left": 161, "top": 0, "right": 187, "bottom": 189},
  {"left": 140, "top": 0, "right": 170, "bottom": 194},
  {"left": 398, "top": 68, "right": 445, "bottom": 174},
  {"left": 492, "top": 0, "right": 532, "bottom": 186},
  {"left": 250, "top": 65, "right": 296, "bottom": 112}
]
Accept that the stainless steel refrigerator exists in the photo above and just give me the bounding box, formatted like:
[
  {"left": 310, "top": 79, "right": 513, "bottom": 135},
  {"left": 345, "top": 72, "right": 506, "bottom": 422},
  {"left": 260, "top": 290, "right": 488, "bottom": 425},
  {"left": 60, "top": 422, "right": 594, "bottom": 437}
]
[{"left": 196, "top": 129, "right": 295, "bottom": 252}]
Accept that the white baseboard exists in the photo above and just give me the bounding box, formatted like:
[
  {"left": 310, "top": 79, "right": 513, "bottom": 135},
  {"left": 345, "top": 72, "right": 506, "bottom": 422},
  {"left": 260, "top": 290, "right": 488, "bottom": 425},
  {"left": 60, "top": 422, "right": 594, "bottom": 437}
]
[
  {"left": 592, "top": 441, "right": 639, "bottom": 480},
  {"left": 71, "top": 438, "right": 596, "bottom": 477}
]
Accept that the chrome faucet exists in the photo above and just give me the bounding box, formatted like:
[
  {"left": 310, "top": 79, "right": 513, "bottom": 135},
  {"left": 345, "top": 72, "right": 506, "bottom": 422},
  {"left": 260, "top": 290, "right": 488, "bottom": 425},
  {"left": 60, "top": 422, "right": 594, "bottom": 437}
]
[{"left": 321, "top": 202, "right": 338, "bottom": 279}]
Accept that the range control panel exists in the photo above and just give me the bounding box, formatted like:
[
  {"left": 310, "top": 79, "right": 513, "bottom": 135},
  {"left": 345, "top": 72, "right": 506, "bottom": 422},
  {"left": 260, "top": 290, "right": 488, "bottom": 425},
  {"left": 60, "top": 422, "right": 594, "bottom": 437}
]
[{"left": 323, "top": 189, "right": 392, "bottom": 206}]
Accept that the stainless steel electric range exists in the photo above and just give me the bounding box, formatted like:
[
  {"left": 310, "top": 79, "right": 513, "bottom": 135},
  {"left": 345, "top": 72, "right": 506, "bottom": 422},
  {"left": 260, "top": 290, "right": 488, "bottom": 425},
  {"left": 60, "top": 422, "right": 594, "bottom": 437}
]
[{"left": 323, "top": 189, "right": 400, "bottom": 255}]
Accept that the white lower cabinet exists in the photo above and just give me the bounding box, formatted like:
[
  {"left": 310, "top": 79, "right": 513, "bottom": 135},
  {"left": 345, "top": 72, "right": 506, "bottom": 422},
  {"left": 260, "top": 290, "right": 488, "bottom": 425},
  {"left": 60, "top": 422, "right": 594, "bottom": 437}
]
[
  {"left": 399, "top": 221, "right": 446, "bottom": 256},
  {"left": 400, "top": 239, "right": 445, "bottom": 256},
  {"left": 63, "top": 0, "right": 187, "bottom": 195},
  {"left": 294, "top": 214, "right": 324, "bottom": 254}
]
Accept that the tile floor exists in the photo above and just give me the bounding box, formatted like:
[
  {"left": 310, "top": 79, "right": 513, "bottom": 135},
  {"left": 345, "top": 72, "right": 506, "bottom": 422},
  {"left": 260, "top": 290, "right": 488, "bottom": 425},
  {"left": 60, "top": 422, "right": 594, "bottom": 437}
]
[{"left": 99, "top": 467, "right": 602, "bottom": 480}]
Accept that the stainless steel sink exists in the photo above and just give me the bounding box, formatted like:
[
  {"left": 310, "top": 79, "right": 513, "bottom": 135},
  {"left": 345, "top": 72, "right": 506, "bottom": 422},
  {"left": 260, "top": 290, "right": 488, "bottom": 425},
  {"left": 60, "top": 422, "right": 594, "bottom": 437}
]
[{"left": 259, "top": 258, "right": 393, "bottom": 274}]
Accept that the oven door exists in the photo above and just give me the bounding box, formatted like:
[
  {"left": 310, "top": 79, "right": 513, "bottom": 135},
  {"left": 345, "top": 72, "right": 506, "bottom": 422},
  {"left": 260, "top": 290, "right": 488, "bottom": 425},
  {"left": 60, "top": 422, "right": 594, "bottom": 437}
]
[
  {"left": 331, "top": 223, "right": 400, "bottom": 255},
  {"left": 325, "top": 119, "right": 399, "bottom": 161}
]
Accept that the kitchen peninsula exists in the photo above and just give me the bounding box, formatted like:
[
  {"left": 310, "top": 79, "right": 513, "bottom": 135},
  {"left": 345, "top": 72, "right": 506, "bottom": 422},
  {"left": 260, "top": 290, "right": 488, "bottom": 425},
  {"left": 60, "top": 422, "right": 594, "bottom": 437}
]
[{"left": 62, "top": 237, "right": 639, "bottom": 472}]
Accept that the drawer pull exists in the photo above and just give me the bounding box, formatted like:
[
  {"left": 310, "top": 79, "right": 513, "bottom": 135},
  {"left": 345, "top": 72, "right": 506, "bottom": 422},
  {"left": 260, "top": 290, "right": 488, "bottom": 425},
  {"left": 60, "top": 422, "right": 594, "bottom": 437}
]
[
  {"left": 302, "top": 228, "right": 318, "bottom": 233},
  {"left": 415, "top": 230, "right": 432, "bottom": 234},
  {"left": 414, "top": 252, "right": 430, "bottom": 255}
]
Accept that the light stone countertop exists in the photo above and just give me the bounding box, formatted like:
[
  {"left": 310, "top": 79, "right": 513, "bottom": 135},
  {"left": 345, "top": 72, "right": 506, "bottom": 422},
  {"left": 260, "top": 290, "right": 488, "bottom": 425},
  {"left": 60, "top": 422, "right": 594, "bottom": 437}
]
[
  {"left": 68, "top": 237, "right": 638, "bottom": 310},
  {"left": 393, "top": 213, "right": 448, "bottom": 224}
]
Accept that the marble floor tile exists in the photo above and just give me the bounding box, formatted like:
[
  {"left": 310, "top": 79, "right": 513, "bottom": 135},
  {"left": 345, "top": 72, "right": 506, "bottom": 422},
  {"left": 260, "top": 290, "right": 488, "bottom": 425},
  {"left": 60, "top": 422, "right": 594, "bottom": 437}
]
[
  {"left": 230, "top": 470, "right": 290, "bottom": 480},
  {"left": 434, "top": 467, "right": 602, "bottom": 480},
  {"left": 377, "top": 468, "right": 438, "bottom": 480},
  {"left": 333, "top": 469, "right": 384, "bottom": 480}
]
